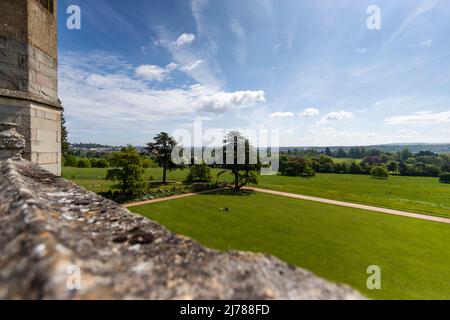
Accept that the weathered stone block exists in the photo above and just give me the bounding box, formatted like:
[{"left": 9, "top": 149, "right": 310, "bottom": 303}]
[
  {"left": 0, "top": 0, "right": 61, "bottom": 175},
  {"left": 0, "top": 159, "right": 365, "bottom": 300},
  {"left": 34, "top": 46, "right": 55, "bottom": 67},
  {"left": 1, "top": 100, "right": 61, "bottom": 175},
  {"left": 31, "top": 116, "right": 60, "bottom": 131}
]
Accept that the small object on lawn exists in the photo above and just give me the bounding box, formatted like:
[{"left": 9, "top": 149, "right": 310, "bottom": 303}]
[{"left": 219, "top": 207, "right": 229, "bottom": 213}]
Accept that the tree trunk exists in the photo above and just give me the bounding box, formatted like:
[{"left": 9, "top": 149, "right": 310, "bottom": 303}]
[{"left": 163, "top": 164, "right": 167, "bottom": 184}]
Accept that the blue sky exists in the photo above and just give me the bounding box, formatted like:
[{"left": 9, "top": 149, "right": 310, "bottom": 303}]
[{"left": 58, "top": 0, "right": 450, "bottom": 146}]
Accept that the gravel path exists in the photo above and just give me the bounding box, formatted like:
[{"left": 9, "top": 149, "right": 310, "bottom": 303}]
[
  {"left": 123, "top": 188, "right": 226, "bottom": 208},
  {"left": 123, "top": 185, "right": 450, "bottom": 225},
  {"left": 244, "top": 187, "right": 450, "bottom": 225}
]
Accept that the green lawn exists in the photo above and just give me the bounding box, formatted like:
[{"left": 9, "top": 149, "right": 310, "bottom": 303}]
[
  {"left": 258, "top": 174, "right": 450, "bottom": 218},
  {"left": 130, "top": 190, "right": 450, "bottom": 300},
  {"left": 62, "top": 167, "right": 233, "bottom": 192},
  {"left": 63, "top": 167, "right": 450, "bottom": 218}
]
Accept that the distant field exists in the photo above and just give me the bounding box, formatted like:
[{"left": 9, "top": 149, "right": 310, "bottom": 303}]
[
  {"left": 130, "top": 190, "right": 450, "bottom": 300},
  {"left": 258, "top": 174, "right": 450, "bottom": 218},
  {"left": 62, "top": 167, "right": 233, "bottom": 192},
  {"left": 330, "top": 157, "right": 361, "bottom": 164},
  {"left": 63, "top": 167, "right": 450, "bottom": 217}
]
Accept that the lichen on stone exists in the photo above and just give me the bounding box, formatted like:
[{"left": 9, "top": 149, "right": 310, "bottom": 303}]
[{"left": 0, "top": 159, "right": 365, "bottom": 300}]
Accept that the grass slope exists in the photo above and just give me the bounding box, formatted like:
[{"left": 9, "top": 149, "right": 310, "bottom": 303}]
[
  {"left": 258, "top": 174, "right": 450, "bottom": 218},
  {"left": 130, "top": 191, "right": 450, "bottom": 300}
]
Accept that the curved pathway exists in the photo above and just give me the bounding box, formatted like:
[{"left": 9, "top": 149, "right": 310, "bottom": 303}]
[
  {"left": 123, "top": 188, "right": 225, "bottom": 208},
  {"left": 123, "top": 186, "right": 450, "bottom": 225},
  {"left": 244, "top": 187, "right": 450, "bottom": 225}
]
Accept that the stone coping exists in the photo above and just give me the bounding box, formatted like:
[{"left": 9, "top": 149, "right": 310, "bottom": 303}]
[
  {"left": 0, "top": 88, "right": 62, "bottom": 110},
  {"left": 0, "top": 159, "right": 365, "bottom": 300}
]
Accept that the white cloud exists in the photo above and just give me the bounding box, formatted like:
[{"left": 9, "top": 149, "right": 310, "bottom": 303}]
[
  {"left": 135, "top": 62, "right": 180, "bottom": 81},
  {"left": 155, "top": 26, "right": 223, "bottom": 88},
  {"left": 135, "top": 65, "right": 168, "bottom": 82},
  {"left": 269, "top": 112, "right": 295, "bottom": 119},
  {"left": 354, "top": 48, "right": 367, "bottom": 54},
  {"left": 319, "top": 111, "right": 354, "bottom": 124},
  {"left": 166, "top": 62, "right": 179, "bottom": 71},
  {"left": 59, "top": 52, "right": 266, "bottom": 131},
  {"left": 384, "top": 111, "right": 450, "bottom": 125},
  {"left": 193, "top": 85, "right": 266, "bottom": 113},
  {"left": 303, "top": 127, "right": 384, "bottom": 146},
  {"left": 409, "top": 39, "right": 433, "bottom": 48},
  {"left": 174, "top": 33, "right": 196, "bottom": 47},
  {"left": 181, "top": 60, "right": 203, "bottom": 72},
  {"left": 299, "top": 108, "right": 320, "bottom": 118}
]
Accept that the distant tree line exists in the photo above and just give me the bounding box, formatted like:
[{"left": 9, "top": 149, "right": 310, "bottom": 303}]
[
  {"left": 280, "top": 148, "right": 450, "bottom": 179},
  {"left": 63, "top": 154, "right": 157, "bottom": 169}
]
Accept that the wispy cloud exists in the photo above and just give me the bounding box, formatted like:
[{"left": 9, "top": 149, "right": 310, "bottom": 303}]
[
  {"left": 181, "top": 59, "right": 203, "bottom": 72},
  {"left": 174, "top": 33, "right": 196, "bottom": 47},
  {"left": 318, "top": 111, "right": 354, "bottom": 124},
  {"left": 409, "top": 39, "right": 433, "bottom": 48},
  {"left": 354, "top": 48, "right": 367, "bottom": 54},
  {"left": 269, "top": 112, "right": 294, "bottom": 119},
  {"left": 154, "top": 25, "right": 224, "bottom": 88},
  {"left": 135, "top": 64, "right": 176, "bottom": 82},
  {"left": 385, "top": 0, "right": 440, "bottom": 46},
  {"left": 299, "top": 108, "right": 320, "bottom": 118},
  {"left": 230, "top": 19, "right": 247, "bottom": 63},
  {"left": 385, "top": 111, "right": 450, "bottom": 125}
]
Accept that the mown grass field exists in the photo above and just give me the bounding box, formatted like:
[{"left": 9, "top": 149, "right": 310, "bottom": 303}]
[
  {"left": 62, "top": 167, "right": 233, "bottom": 192},
  {"left": 63, "top": 167, "right": 450, "bottom": 217},
  {"left": 129, "top": 190, "right": 450, "bottom": 300},
  {"left": 258, "top": 174, "right": 450, "bottom": 218}
]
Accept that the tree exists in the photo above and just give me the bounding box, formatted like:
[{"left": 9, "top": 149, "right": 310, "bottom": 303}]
[
  {"left": 424, "top": 164, "right": 441, "bottom": 177},
  {"left": 77, "top": 158, "right": 91, "bottom": 168},
  {"left": 336, "top": 148, "right": 347, "bottom": 158},
  {"left": 144, "top": 132, "right": 177, "bottom": 184},
  {"left": 107, "top": 145, "right": 146, "bottom": 198},
  {"left": 223, "top": 131, "right": 259, "bottom": 190},
  {"left": 186, "top": 163, "right": 212, "bottom": 183},
  {"left": 64, "top": 154, "right": 78, "bottom": 167},
  {"left": 439, "top": 172, "right": 450, "bottom": 184},
  {"left": 387, "top": 161, "right": 398, "bottom": 174},
  {"left": 349, "top": 161, "right": 363, "bottom": 174},
  {"left": 400, "top": 148, "right": 413, "bottom": 161},
  {"left": 61, "top": 112, "right": 70, "bottom": 157},
  {"left": 371, "top": 166, "right": 389, "bottom": 179},
  {"left": 280, "top": 156, "right": 310, "bottom": 176},
  {"left": 325, "top": 147, "right": 333, "bottom": 157},
  {"left": 302, "top": 166, "right": 316, "bottom": 179},
  {"left": 90, "top": 158, "right": 109, "bottom": 168},
  {"left": 311, "top": 155, "right": 334, "bottom": 173}
]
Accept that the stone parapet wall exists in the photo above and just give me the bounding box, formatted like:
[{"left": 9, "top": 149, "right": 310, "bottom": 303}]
[{"left": 0, "top": 159, "right": 365, "bottom": 300}]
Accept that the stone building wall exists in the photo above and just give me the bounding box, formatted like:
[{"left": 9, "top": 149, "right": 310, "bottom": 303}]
[{"left": 0, "top": 0, "right": 61, "bottom": 175}]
